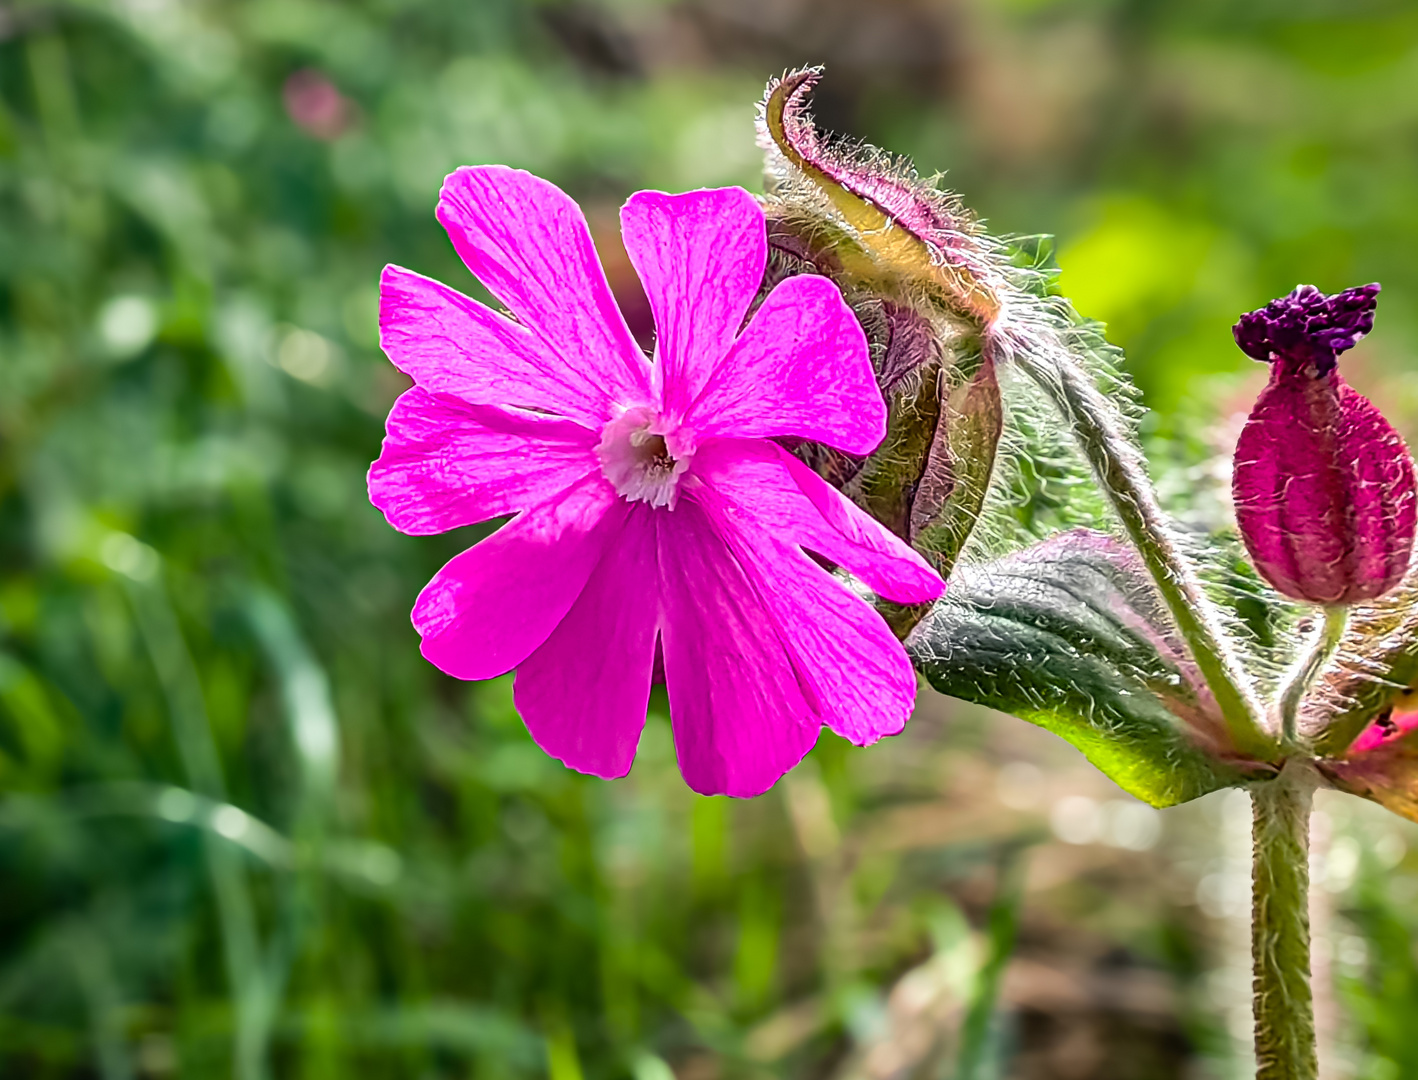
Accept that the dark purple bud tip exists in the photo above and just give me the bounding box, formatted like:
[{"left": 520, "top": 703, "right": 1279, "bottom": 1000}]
[
  {"left": 1232, "top": 282, "right": 1417, "bottom": 605},
  {"left": 1233, "top": 283, "right": 1380, "bottom": 375}
]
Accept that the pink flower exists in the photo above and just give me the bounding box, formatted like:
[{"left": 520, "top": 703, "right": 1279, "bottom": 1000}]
[
  {"left": 369, "top": 166, "right": 945, "bottom": 797},
  {"left": 283, "top": 69, "right": 353, "bottom": 141}
]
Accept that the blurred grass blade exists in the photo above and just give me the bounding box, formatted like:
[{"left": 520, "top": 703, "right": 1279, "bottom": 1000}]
[
  {"left": 243, "top": 588, "right": 341, "bottom": 817},
  {"left": 123, "top": 562, "right": 271, "bottom": 1080},
  {"left": 0, "top": 783, "right": 295, "bottom": 867},
  {"left": 64, "top": 924, "right": 136, "bottom": 1080},
  {"left": 243, "top": 587, "right": 343, "bottom": 1073},
  {"left": 952, "top": 849, "right": 1026, "bottom": 1080}
]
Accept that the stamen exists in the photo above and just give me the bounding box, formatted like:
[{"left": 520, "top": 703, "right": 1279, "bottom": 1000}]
[{"left": 597, "top": 407, "right": 691, "bottom": 509}]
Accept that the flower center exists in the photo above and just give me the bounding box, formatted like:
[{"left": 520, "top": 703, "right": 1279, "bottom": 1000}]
[{"left": 596, "top": 406, "right": 692, "bottom": 509}]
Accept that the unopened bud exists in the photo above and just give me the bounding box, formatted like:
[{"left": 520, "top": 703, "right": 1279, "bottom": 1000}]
[
  {"left": 756, "top": 69, "right": 1003, "bottom": 583},
  {"left": 758, "top": 68, "right": 1003, "bottom": 328},
  {"left": 1232, "top": 283, "right": 1417, "bottom": 605}
]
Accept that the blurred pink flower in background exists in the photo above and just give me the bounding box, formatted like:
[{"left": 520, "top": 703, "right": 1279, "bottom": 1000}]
[
  {"left": 283, "top": 68, "right": 353, "bottom": 141},
  {"left": 369, "top": 166, "right": 943, "bottom": 796}
]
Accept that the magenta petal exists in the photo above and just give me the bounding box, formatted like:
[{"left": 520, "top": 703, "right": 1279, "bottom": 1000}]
[
  {"left": 619, "top": 188, "right": 766, "bottom": 419},
  {"left": 514, "top": 506, "right": 660, "bottom": 779},
  {"left": 413, "top": 474, "right": 626, "bottom": 681},
  {"left": 369, "top": 387, "right": 599, "bottom": 535},
  {"left": 380, "top": 265, "right": 620, "bottom": 425},
  {"left": 436, "top": 166, "right": 651, "bottom": 407},
  {"left": 689, "top": 438, "right": 944, "bottom": 604},
  {"left": 1347, "top": 705, "right": 1418, "bottom": 756},
  {"left": 727, "top": 530, "right": 919, "bottom": 747},
  {"left": 1318, "top": 704, "right": 1418, "bottom": 822},
  {"left": 657, "top": 500, "right": 819, "bottom": 797},
  {"left": 683, "top": 274, "right": 883, "bottom": 455}
]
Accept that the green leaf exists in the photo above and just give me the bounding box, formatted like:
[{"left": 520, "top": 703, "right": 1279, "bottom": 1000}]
[{"left": 908, "top": 530, "right": 1268, "bottom": 807}]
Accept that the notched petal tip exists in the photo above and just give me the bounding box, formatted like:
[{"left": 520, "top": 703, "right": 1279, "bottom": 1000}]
[
  {"left": 621, "top": 184, "right": 763, "bottom": 222},
  {"left": 431, "top": 163, "right": 651, "bottom": 412},
  {"left": 619, "top": 184, "right": 769, "bottom": 420},
  {"left": 1233, "top": 282, "right": 1381, "bottom": 372},
  {"left": 376, "top": 262, "right": 413, "bottom": 356}
]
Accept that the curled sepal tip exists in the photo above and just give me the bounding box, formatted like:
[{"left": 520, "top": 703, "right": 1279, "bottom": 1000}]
[
  {"left": 1232, "top": 283, "right": 1417, "bottom": 606},
  {"left": 758, "top": 67, "right": 1001, "bottom": 326}
]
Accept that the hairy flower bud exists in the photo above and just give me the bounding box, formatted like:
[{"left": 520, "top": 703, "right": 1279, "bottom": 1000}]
[
  {"left": 759, "top": 68, "right": 1003, "bottom": 328},
  {"left": 1232, "top": 283, "right": 1417, "bottom": 605},
  {"left": 755, "top": 69, "right": 1003, "bottom": 588}
]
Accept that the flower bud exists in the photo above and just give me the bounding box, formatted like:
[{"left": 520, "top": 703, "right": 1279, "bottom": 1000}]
[
  {"left": 1232, "top": 283, "right": 1417, "bottom": 605},
  {"left": 755, "top": 69, "right": 1003, "bottom": 581}
]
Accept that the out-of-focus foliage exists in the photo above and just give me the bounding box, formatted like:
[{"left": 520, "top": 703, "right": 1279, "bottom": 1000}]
[{"left": 4, "top": 0, "right": 1418, "bottom": 1077}]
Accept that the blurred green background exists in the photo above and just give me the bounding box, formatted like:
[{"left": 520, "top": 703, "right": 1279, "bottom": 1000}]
[{"left": 5, "top": 1, "right": 1418, "bottom": 1078}]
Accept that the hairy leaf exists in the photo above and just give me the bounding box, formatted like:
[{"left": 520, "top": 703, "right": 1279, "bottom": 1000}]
[{"left": 907, "top": 530, "right": 1268, "bottom": 806}]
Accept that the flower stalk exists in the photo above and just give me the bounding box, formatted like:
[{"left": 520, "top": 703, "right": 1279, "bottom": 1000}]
[
  {"left": 1251, "top": 761, "right": 1319, "bottom": 1080},
  {"left": 1010, "top": 349, "right": 1275, "bottom": 760},
  {"left": 1278, "top": 607, "right": 1349, "bottom": 748}
]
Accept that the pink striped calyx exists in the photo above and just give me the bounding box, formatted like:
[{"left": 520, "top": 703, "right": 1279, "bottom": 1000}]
[{"left": 1232, "top": 283, "right": 1417, "bottom": 605}]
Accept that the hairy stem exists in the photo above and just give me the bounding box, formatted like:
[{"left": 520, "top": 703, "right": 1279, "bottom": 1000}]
[
  {"left": 1251, "top": 762, "right": 1317, "bottom": 1080},
  {"left": 1278, "top": 606, "right": 1348, "bottom": 748},
  {"left": 1012, "top": 348, "right": 1274, "bottom": 758}
]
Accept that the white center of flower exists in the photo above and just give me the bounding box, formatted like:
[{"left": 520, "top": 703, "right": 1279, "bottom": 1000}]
[{"left": 596, "top": 405, "right": 692, "bottom": 509}]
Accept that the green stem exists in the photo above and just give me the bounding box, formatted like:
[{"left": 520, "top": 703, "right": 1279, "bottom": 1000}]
[
  {"left": 1278, "top": 607, "right": 1348, "bottom": 748},
  {"left": 1013, "top": 349, "right": 1274, "bottom": 758},
  {"left": 1251, "top": 761, "right": 1317, "bottom": 1080}
]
